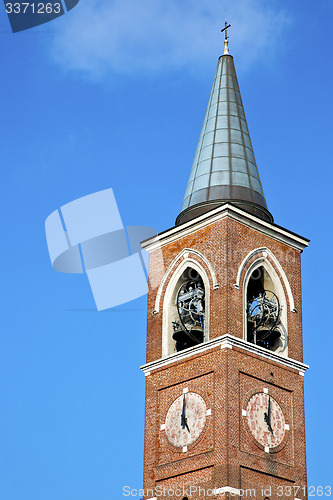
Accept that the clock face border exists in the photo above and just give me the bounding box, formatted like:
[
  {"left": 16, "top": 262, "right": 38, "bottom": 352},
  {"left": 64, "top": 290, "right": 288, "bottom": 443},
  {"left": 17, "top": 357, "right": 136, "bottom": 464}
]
[
  {"left": 161, "top": 389, "right": 211, "bottom": 454},
  {"left": 165, "top": 392, "right": 207, "bottom": 448},
  {"left": 242, "top": 389, "right": 290, "bottom": 454}
]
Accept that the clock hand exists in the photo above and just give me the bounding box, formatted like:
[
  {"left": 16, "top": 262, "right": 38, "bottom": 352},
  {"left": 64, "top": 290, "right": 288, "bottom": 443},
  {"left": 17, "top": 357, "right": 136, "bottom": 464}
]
[
  {"left": 264, "top": 395, "right": 273, "bottom": 435},
  {"left": 180, "top": 394, "right": 190, "bottom": 432},
  {"left": 181, "top": 394, "right": 186, "bottom": 428},
  {"left": 267, "top": 395, "right": 273, "bottom": 434}
]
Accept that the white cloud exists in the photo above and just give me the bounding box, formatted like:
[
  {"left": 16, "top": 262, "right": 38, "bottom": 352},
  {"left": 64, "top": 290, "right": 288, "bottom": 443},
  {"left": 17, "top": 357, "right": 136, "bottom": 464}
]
[{"left": 50, "top": 0, "right": 291, "bottom": 80}]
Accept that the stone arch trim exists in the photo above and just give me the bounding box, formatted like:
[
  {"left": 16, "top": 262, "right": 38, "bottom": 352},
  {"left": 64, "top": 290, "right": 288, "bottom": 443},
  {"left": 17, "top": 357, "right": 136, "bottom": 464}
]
[
  {"left": 161, "top": 257, "right": 211, "bottom": 357},
  {"left": 241, "top": 254, "right": 289, "bottom": 356},
  {"left": 235, "top": 247, "right": 295, "bottom": 312},
  {"left": 154, "top": 248, "right": 218, "bottom": 314}
]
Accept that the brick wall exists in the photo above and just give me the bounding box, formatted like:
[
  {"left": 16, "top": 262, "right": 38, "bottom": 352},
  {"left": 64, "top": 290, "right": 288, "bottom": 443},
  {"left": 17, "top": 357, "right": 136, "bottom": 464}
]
[
  {"left": 146, "top": 215, "right": 303, "bottom": 363},
  {"left": 143, "top": 213, "right": 307, "bottom": 499}
]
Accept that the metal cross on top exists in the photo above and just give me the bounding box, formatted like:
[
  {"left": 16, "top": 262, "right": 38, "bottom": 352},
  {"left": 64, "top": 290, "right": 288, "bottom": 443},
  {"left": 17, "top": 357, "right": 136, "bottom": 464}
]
[
  {"left": 221, "top": 20, "right": 231, "bottom": 40},
  {"left": 221, "top": 20, "right": 231, "bottom": 54}
]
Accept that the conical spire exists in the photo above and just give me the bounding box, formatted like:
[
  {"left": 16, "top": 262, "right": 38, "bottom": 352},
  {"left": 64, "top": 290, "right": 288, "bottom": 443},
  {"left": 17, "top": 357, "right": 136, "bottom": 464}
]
[{"left": 176, "top": 52, "right": 273, "bottom": 225}]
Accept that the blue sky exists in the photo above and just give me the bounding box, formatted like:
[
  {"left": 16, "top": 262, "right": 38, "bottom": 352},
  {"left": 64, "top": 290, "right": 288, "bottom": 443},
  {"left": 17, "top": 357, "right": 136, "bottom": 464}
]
[{"left": 0, "top": 0, "right": 332, "bottom": 498}]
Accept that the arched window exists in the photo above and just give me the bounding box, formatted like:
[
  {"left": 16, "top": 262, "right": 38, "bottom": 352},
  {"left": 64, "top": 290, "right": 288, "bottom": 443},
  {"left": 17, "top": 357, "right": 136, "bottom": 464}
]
[
  {"left": 245, "top": 263, "right": 288, "bottom": 355},
  {"left": 163, "top": 266, "right": 206, "bottom": 356}
]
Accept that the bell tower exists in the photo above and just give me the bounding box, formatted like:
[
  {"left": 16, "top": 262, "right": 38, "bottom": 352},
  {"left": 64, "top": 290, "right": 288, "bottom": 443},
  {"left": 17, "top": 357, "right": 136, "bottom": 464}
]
[{"left": 141, "top": 32, "right": 309, "bottom": 500}]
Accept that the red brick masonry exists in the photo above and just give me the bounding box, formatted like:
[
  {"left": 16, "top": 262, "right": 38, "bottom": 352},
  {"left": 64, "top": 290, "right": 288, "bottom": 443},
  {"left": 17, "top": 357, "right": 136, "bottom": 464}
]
[{"left": 142, "top": 208, "right": 308, "bottom": 499}]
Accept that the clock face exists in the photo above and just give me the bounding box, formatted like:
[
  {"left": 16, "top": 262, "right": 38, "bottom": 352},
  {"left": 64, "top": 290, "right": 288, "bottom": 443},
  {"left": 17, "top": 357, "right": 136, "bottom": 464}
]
[
  {"left": 165, "top": 392, "right": 207, "bottom": 448},
  {"left": 246, "top": 393, "right": 286, "bottom": 449}
]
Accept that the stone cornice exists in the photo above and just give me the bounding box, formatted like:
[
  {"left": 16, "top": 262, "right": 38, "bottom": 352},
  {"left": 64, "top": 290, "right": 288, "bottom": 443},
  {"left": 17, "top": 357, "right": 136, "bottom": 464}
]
[
  {"left": 141, "top": 204, "right": 309, "bottom": 253},
  {"left": 140, "top": 334, "right": 309, "bottom": 376}
]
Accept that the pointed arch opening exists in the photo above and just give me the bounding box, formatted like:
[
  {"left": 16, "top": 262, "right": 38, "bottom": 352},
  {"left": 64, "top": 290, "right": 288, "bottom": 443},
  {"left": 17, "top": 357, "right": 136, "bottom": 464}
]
[
  {"left": 162, "top": 261, "right": 210, "bottom": 357},
  {"left": 244, "top": 260, "right": 288, "bottom": 356}
]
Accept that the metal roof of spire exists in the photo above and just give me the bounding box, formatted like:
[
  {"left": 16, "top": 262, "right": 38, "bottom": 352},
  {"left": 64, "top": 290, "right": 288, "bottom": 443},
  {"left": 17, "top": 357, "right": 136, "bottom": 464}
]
[{"left": 176, "top": 28, "right": 273, "bottom": 225}]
